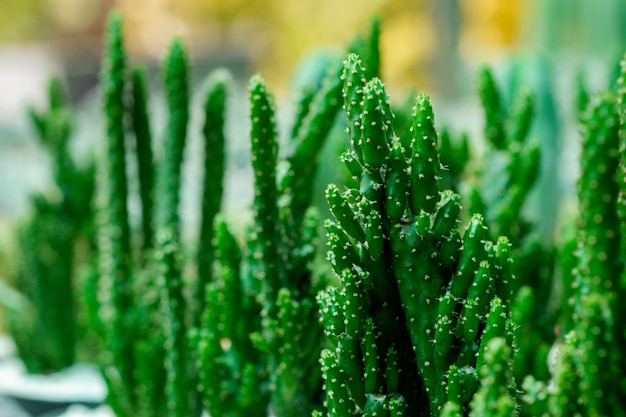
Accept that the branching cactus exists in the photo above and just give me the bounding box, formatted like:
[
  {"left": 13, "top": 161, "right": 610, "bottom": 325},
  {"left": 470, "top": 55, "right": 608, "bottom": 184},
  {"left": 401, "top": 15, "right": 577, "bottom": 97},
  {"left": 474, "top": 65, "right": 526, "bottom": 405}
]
[
  {"left": 9, "top": 76, "right": 94, "bottom": 374},
  {"left": 317, "top": 54, "right": 517, "bottom": 417}
]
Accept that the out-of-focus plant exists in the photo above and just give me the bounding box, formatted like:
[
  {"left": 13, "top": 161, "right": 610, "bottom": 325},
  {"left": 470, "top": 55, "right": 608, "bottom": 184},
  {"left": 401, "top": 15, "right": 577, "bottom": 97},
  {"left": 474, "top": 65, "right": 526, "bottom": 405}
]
[{"left": 6, "top": 76, "right": 94, "bottom": 374}]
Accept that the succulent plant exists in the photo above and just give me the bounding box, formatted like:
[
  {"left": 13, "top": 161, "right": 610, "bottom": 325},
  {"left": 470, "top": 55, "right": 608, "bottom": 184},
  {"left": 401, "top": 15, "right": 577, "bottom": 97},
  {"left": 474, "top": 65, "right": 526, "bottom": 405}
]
[{"left": 317, "top": 54, "right": 518, "bottom": 417}]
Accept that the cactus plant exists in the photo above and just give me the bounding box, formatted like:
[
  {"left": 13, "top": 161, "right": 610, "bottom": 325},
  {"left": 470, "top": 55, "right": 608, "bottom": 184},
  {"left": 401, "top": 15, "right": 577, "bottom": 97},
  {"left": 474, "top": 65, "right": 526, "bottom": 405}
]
[
  {"left": 317, "top": 54, "right": 518, "bottom": 417},
  {"left": 8, "top": 75, "right": 94, "bottom": 374},
  {"left": 94, "top": 12, "right": 228, "bottom": 417},
  {"left": 194, "top": 20, "right": 381, "bottom": 417}
]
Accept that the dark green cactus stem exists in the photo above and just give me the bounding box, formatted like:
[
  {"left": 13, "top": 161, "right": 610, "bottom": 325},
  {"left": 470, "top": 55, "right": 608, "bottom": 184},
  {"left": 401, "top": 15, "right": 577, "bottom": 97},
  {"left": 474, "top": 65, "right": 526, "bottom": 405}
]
[
  {"left": 438, "top": 128, "right": 469, "bottom": 193},
  {"left": 343, "top": 54, "right": 367, "bottom": 164},
  {"left": 96, "top": 10, "right": 135, "bottom": 407},
  {"left": 155, "top": 38, "right": 189, "bottom": 239},
  {"left": 130, "top": 66, "right": 155, "bottom": 254},
  {"left": 290, "top": 84, "right": 316, "bottom": 140},
  {"left": 196, "top": 69, "right": 229, "bottom": 321},
  {"left": 575, "top": 71, "right": 590, "bottom": 117}
]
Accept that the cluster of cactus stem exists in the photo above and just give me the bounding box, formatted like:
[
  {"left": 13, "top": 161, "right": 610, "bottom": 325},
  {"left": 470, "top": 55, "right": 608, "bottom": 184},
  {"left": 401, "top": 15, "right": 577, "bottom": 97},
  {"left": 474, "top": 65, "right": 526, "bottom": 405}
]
[
  {"left": 8, "top": 77, "right": 94, "bottom": 373},
  {"left": 317, "top": 54, "right": 519, "bottom": 417},
  {"left": 518, "top": 57, "right": 626, "bottom": 417},
  {"left": 94, "top": 10, "right": 379, "bottom": 417},
  {"left": 195, "top": 19, "right": 381, "bottom": 417},
  {"left": 473, "top": 67, "right": 557, "bottom": 383},
  {"left": 9, "top": 8, "right": 626, "bottom": 417}
]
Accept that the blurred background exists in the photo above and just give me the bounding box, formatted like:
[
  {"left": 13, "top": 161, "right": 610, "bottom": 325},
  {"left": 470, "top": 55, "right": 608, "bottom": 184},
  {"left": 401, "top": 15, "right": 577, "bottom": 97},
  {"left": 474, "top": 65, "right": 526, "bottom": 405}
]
[{"left": 1, "top": 0, "right": 625, "bottom": 260}]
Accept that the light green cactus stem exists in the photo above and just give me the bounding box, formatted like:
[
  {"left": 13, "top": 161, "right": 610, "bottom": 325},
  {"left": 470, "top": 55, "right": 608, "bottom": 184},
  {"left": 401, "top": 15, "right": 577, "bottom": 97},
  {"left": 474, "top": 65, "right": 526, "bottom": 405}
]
[
  {"left": 468, "top": 338, "right": 517, "bottom": 417},
  {"left": 576, "top": 71, "right": 590, "bottom": 117},
  {"left": 520, "top": 376, "right": 549, "bottom": 417},
  {"left": 576, "top": 294, "right": 622, "bottom": 416},
  {"left": 548, "top": 334, "right": 584, "bottom": 417},
  {"left": 471, "top": 65, "right": 556, "bottom": 384},
  {"left": 154, "top": 38, "right": 189, "bottom": 239},
  {"left": 130, "top": 66, "right": 155, "bottom": 255},
  {"left": 96, "top": 11, "right": 136, "bottom": 410},
  {"left": 576, "top": 92, "right": 620, "bottom": 298},
  {"left": 478, "top": 65, "right": 507, "bottom": 150},
  {"left": 319, "top": 55, "right": 517, "bottom": 417},
  {"left": 196, "top": 69, "right": 229, "bottom": 322},
  {"left": 283, "top": 60, "right": 344, "bottom": 235},
  {"left": 617, "top": 55, "right": 626, "bottom": 289},
  {"left": 476, "top": 65, "right": 541, "bottom": 243}
]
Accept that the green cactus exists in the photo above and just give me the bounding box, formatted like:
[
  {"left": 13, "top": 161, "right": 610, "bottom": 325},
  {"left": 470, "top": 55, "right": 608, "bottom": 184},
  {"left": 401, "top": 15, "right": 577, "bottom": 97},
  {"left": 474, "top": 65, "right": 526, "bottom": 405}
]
[
  {"left": 196, "top": 67, "right": 342, "bottom": 417},
  {"left": 318, "top": 54, "right": 517, "bottom": 417},
  {"left": 470, "top": 65, "right": 557, "bottom": 382},
  {"left": 94, "top": 12, "right": 229, "bottom": 417},
  {"left": 7, "top": 70, "right": 95, "bottom": 373},
  {"left": 196, "top": 69, "right": 230, "bottom": 322},
  {"left": 192, "top": 19, "right": 381, "bottom": 417},
  {"left": 520, "top": 62, "right": 626, "bottom": 417}
]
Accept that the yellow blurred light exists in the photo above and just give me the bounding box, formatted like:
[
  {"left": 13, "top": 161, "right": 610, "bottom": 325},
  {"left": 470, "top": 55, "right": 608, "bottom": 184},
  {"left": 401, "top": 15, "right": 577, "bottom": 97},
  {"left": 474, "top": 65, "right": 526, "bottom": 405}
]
[
  {"left": 46, "top": 0, "right": 98, "bottom": 32},
  {"left": 381, "top": 12, "right": 434, "bottom": 89}
]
